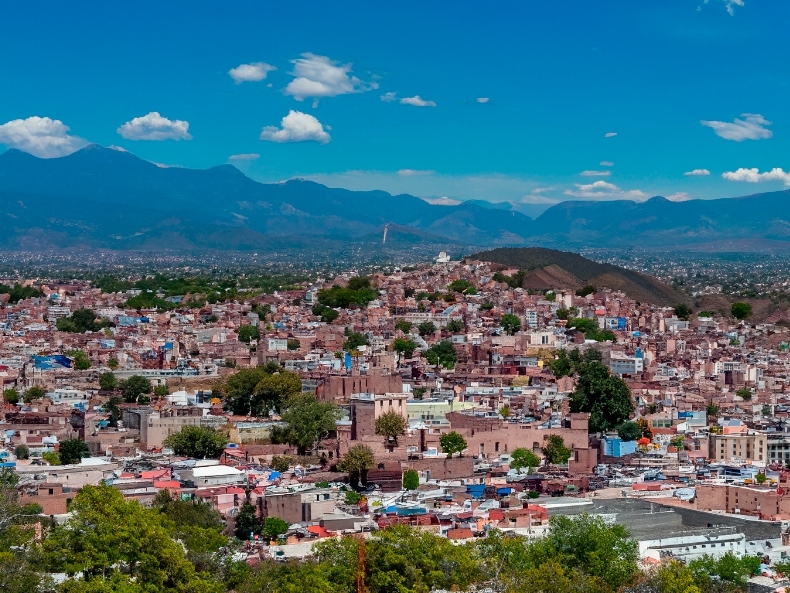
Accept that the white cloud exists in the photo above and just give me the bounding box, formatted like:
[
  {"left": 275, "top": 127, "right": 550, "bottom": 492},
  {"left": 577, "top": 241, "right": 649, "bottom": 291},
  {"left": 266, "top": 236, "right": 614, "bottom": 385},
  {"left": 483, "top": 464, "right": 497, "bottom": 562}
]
[
  {"left": 229, "top": 62, "right": 276, "bottom": 83},
  {"left": 108, "top": 145, "right": 128, "bottom": 152},
  {"left": 0, "top": 116, "right": 88, "bottom": 157},
  {"left": 565, "top": 180, "right": 646, "bottom": 199},
  {"left": 580, "top": 170, "right": 611, "bottom": 177},
  {"left": 423, "top": 196, "right": 460, "bottom": 206},
  {"left": 284, "top": 53, "right": 373, "bottom": 101},
  {"left": 520, "top": 193, "right": 560, "bottom": 205},
  {"left": 476, "top": 97, "right": 489, "bottom": 104},
  {"left": 260, "top": 110, "right": 330, "bottom": 144},
  {"left": 604, "top": 132, "right": 617, "bottom": 137},
  {"left": 599, "top": 161, "right": 614, "bottom": 167},
  {"left": 666, "top": 192, "right": 695, "bottom": 202},
  {"left": 398, "top": 169, "right": 434, "bottom": 176},
  {"left": 684, "top": 168, "right": 710, "bottom": 176},
  {"left": 721, "top": 0, "right": 744, "bottom": 15},
  {"left": 400, "top": 95, "right": 437, "bottom": 107},
  {"left": 701, "top": 113, "right": 772, "bottom": 141},
  {"left": 531, "top": 187, "right": 554, "bottom": 194},
  {"left": 117, "top": 112, "right": 192, "bottom": 141},
  {"left": 380, "top": 92, "right": 397, "bottom": 102},
  {"left": 229, "top": 153, "right": 260, "bottom": 161},
  {"left": 722, "top": 167, "right": 790, "bottom": 185}
]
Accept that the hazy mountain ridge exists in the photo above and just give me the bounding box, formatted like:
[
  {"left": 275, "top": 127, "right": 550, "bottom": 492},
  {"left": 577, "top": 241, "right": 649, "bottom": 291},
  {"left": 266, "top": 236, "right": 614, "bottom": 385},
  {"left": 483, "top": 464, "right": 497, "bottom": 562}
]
[{"left": 0, "top": 145, "right": 788, "bottom": 251}]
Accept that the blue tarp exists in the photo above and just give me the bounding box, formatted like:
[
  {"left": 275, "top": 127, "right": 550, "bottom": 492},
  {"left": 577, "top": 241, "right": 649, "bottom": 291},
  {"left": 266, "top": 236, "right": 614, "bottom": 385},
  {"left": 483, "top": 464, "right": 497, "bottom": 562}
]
[
  {"left": 32, "top": 354, "right": 72, "bottom": 369},
  {"left": 466, "top": 484, "right": 485, "bottom": 499}
]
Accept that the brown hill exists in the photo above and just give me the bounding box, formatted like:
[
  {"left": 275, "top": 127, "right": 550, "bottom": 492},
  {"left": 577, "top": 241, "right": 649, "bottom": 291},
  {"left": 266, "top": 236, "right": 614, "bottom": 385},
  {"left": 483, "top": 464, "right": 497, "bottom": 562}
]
[{"left": 468, "top": 247, "right": 689, "bottom": 307}]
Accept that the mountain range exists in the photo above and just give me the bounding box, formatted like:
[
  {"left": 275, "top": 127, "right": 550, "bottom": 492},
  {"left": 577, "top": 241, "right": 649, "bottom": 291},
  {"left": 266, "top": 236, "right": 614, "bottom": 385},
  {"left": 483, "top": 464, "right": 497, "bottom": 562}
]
[{"left": 0, "top": 144, "right": 788, "bottom": 252}]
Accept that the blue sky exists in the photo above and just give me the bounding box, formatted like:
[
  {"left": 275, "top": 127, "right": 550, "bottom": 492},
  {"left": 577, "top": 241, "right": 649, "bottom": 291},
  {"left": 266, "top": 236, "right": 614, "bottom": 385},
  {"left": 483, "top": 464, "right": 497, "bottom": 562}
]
[{"left": 0, "top": 0, "right": 788, "bottom": 216}]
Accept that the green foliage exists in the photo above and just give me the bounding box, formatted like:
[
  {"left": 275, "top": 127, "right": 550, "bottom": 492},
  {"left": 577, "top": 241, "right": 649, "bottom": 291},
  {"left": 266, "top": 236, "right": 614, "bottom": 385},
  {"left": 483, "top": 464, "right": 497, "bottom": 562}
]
[
  {"left": 402, "top": 469, "right": 419, "bottom": 490},
  {"left": 576, "top": 285, "right": 596, "bottom": 297},
  {"left": 493, "top": 270, "right": 526, "bottom": 288},
  {"left": 510, "top": 447, "right": 541, "bottom": 470},
  {"left": 234, "top": 502, "right": 261, "bottom": 540},
  {"left": 394, "top": 319, "right": 412, "bottom": 333},
  {"left": 424, "top": 341, "right": 457, "bottom": 368},
  {"left": 736, "top": 387, "right": 752, "bottom": 400},
  {"left": 125, "top": 291, "right": 177, "bottom": 311},
  {"left": 14, "top": 445, "right": 29, "bottom": 460},
  {"left": 237, "top": 324, "right": 260, "bottom": 344},
  {"left": 223, "top": 364, "right": 300, "bottom": 416},
  {"left": 448, "top": 279, "right": 472, "bottom": 293},
  {"left": 674, "top": 303, "right": 692, "bottom": 319},
  {"left": 392, "top": 337, "right": 417, "bottom": 358},
  {"left": 164, "top": 426, "right": 226, "bottom": 459},
  {"left": 317, "top": 278, "right": 377, "bottom": 309},
  {"left": 287, "top": 338, "right": 301, "bottom": 351},
  {"left": 271, "top": 394, "right": 340, "bottom": 455},
  {"left": 344, "top": 490, "right": 363, "bottom": 505},
  {"left": 755, "top": 472, "right": 767, "bottom": 484},
  {"left": 119, "top": 375, "right": 152, "bottom": 403},
  {"left": 262, "top": 517, "right": 289, "bottom": 541},
  {"left": 3, "top": 388, "right": 19, "bottom": 405},
  {"left": 543, "top": 435, "right": 571, "bottom": 464},
  {"left": 59, "top": 439, "right": 90, "bottom": 465},
  {"left": 343, "top": 328, "right": 369, "bottom": 351},
  {"left": 446, "top": 318, "right": 465, "bottom": 333},
  {"left": 375, "top": 410, "right": 408, "bottom": 439},
  {"left": 706, "top": 402, "right": 720, "bottom": 417},
  {"left": 23, "top": 386, "right": 46, "bottom": 403},
  {"left": 567, "top": 317, "right": 615, "bottom": 342},
  {"left": 500, "top": 404, "right": 510, "bottom": 418},
  {"left": 571, "top": 361, "right": 634, "bottom": 432},
  {"left": 154, "top": 384, "right": 169, "bottom": 397},
  {"left": 731, "top": 302, "right": 752, "bottom": 320},
  {"left": 99, "top": 371, "right": 117, "bottom": 391},
  {"left": 42, "top": 451, "right": 60, "bottom": 465},
  {"left": 689, "top": 552, "right": 761, "bottom": 587},
  {"left": 67, "top": 349, "right": 91, "bottom": 370},
  {"left": 56, "top": 309, "right": 112, "bottom": 333},
  {"left": 0, "top": 283, "right": 43, "bottom": 302},
  {"left": 480, "top": 302, "right": 495, "bottom": 311},
  {"left": 439, "top": 431, "right": 467, "bottom": 458},
  {"left": 500, "top": 313, "right": 522, "bottom": 335},
  {"left": 106, "top": 396, "right": 122, "bottom": 427},
  {"left": 617, "top": 421, "right": 642, "bottom": 442},
  {"left": 417, "top": 321, "right": 436, "bottom": 336},
  {"left": 549, "top": 347, "right": 600, "bottom": 378},
  {"left": 107, "top": 357, "right": 119, "bottom": 370},
  {"left": 270, "top": 455, "right": 292, "bottom": 472},
  {"left": 337, "top": 444, "right": 375, "bottom": 476}
]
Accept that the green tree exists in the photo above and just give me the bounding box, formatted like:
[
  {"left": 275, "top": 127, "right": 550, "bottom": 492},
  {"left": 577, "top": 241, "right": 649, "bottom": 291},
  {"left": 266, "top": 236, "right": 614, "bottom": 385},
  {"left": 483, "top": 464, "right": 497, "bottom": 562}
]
[
  {"left": 253, "top": 370, "right": 303, "bottom": 414},
  {"left": 98, "top": 372, "right": 117, "bottom": 391},
  {"left": 337, "top": 445, "right": 375, "bottom": 483},
  {"left": 500, "top": 313, "right": 522, "bottom": 335},
  {"left": 67, "top": 349, "right": 91, "bottom": 370},
  {"left": 447, "top": 279, "right": 472, "bottom": 293},
  {"left": 107, "top": 357, "right": 119, "bottom": 370},
  {"left": 14, "top": 445, "right": 29, "bottom": 460},
  {"left": 570, "top": 361, "right": 634, "bottom": 432},
  {"left": 439, "top": 431, "right": 467, "bottom": 458},
  {"left": 736, "top": 387, "right": 752, "bottom": 400},
  {"left": 119, "top": 375, "right": 152, "bottom": 404},
  {"left": 106, "top": 396, "right": 122, "bottom": 427},
  {"left": 417, "top": 321, "right": 437, "bottom": 336},
  {"left": 375, "top": 410, "right": 408, "bottom": 443},
  {"left": 271, "top": 394, "right": 339, "bottom": 455},
  {"left": 543, "top": 435, "right": 571, "bottom": 464},
  {"left": 42, "top": 451, "right": 60, "bottom": 465},
  {"left": 287, "top": 338, "right": 300, "bottom": 351},
  {"left": 56, "top": 308, "right": 111, "bottom": 333},
  {"left": 392, "top": 337, "right": 417, "bottom": 359},
  {"left": 223, "top": 366, "right": 271, "bottom": 414},
  {"left": 394, "top": 319, "right": 412, "bottom": 333},
  {"left": 424, "top": 341, "right": 457, "bottom": 368},
  {"left": 261, "top": 517, "right": 289, "bottom": 542},
  {"left": 23, "top": 386, "right": 46, "bottom": 403},
  {"left": 269, "top": 455, "right": 292, "bottom": 473},
  {"left": 234, "top": 502, "right": 261, "bottom": 540},
  {"left": 343, "top": 329, "right": 369, "bottom": 351},
  {"left": 164, "top": 426, "right": 226, "bottom": 458},
  {"left": 617, "top": 421, "right": 642, "bottom": 442},
  {"left": 510, "top": 447, "right": 541, "bottom": 471},
  {"left": 500, "top": 404, "right": 510, "bottom": 418},
  {"left": 576, "top": 285, "right": 596, "bottom": 297},
  {"left": 674, "top": 303, "right": 692, "bottom": 320},
  {"left": 2, "top": 388, "right": 19, "bottom": 405},
  {"left": 689, "top": 551, "right": 761, "bottom": 587},
  {"left": 706, "top": 402, "right": 720, "bottom": 417},
  {"left": 731, "top": 302, "right": 752, "bottom": 320},
  {"left": 446, "top": 319, "right": 465, "bottom": 333},
  {"left": 43, "top": 484, "right": 220, "bottom": 591},
  {"left": 59, "top": 439, "right": 91, "bottom": 465},
  {"left": 755, "top": 472, "right": 767, "bottom": 484},
  {"left": 403, "top": 469, "right": 419, "bottom": 490},
  {"left": 154, "top": 384, "right": 169, "bottom": 397},
  {"left": 237, "top": 325, "right": 260, "bottom": 344}
]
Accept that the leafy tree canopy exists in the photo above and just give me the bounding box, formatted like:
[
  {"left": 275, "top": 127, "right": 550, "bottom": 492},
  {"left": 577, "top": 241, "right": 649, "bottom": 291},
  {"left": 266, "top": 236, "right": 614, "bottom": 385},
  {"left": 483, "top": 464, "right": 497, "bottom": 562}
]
[
  {"left": 417, "top": 321, "right": 436, "bottom": 336},
  {"left": 337, "top": 444, "right": 375, "bottom": 476},
  {"left": 570, "top": 361, "right": 634, "bottom": 432},
  {"left": 375, "top": 410, "right": 408, "bottom": 439},
  {"left": 58, "top": 439, "right": 91, "bottom": 465},
  {"left": 543, "top": 435, "right": 571, "bottom": 464},
  {"left": 731, "top": 302, "right": 752, "bottom": 320},
  {"left": 510, "top": 447, "right": 541, "bottom": 470},
  {"left": 164, "top": 426, "right": 226, "bottom": 459},
  {"left": 56, "top": 308, "right": 112, "bottom": 333},
  {"left": 392, "top": 337, "right": 417, "bottom": 358},
  {"left": 424, "top": 341, "right": 457, "bottom": 369},
  {"left": 616, "top": 421, "right": 642, "bottom": 442},
  {"left": 271, "top": 394, "right": 339, "bottom": 455},
  {"left": 439, "top": 431, "right": 467, "bottom": 458},
  {"left": 500, "top": 313, "right": 522, "bottom": 335}
]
